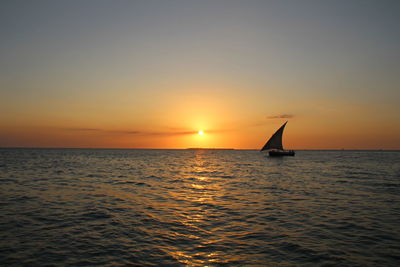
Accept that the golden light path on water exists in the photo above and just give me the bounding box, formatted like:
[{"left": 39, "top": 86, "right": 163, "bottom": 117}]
[{"left": 160, "top": 150, "right": 228, "bottom": 265}]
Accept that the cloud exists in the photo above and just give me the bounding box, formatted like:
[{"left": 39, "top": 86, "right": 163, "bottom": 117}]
[
  {"left": 61, "top": 119, "right": 292, "bottom": 137},
  {"left": 63, "top": 128, "right": 102, "bottom": 131},
  {"left": 61, "top": 127, "right": 197, "bottom": 136},
  {"left": 267, "top": 114, "right": 294, "bottom": 119},
  {"left": 119, "top": 130, "right": 197, "bottom": 136}
]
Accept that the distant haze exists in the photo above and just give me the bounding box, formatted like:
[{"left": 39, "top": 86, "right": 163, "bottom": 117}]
[{"left": 1, "top": 0, "right": 399, "bottom": 149}]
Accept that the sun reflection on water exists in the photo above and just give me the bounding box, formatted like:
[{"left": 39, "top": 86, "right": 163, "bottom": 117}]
[{"left": 164, "top": 150, "right": 230, "bottom": 266}]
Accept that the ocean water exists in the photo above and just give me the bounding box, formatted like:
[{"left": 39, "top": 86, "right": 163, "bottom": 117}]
[{"left": 0, "top": 149, "right": 399, "bottom": 266}]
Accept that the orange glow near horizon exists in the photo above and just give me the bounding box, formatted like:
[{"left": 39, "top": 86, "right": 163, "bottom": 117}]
[{"left": 1, "top": 116, "right": 399, "bottom": 150}]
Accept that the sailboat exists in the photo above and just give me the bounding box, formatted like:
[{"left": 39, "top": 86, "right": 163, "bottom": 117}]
[{"left": 260, "top": 121, "right": 295, "bottom": 156}]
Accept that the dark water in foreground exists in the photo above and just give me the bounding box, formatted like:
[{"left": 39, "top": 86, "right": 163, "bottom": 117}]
[{"left": 0, "top": 149, "right": 399, "bottom": 266}]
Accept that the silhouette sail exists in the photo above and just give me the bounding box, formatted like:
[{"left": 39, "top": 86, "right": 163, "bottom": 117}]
[
  {"left": 261, "top": 122, "right": 287, "bottom": 151},
  {"left": 260, "top": 121, "right": 294, "bottom": 156}
]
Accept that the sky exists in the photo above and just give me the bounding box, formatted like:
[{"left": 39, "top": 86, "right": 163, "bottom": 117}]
[{"left": 1, "top": 0, "right": 399, "bottom": 149}]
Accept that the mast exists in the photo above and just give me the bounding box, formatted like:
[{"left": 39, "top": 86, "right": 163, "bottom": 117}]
[{"left": 260, "top": 121, "right": 287, "bottom": 151}]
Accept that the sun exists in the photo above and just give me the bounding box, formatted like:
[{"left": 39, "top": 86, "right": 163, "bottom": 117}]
[{"left": 198, "top": 130, "right": 204, "bottom": 136}]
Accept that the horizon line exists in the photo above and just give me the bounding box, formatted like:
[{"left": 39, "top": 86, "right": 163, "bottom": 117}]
[{"left": 0, "top": 146, "right": 399, "bottom": 151}]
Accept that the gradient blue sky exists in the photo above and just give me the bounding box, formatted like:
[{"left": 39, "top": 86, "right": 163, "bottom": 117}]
[{"left": 1, "top": 0, "right": 399, "bottom": 148}]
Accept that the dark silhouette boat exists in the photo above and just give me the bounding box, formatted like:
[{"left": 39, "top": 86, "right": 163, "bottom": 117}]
[{"left": 260, "top": 121, "right": 295, "bottom": 157}]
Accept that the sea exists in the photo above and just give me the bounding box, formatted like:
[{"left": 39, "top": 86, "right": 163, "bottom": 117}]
[{"left": 0, "top": 148, "right": 399, "bottom": 266}]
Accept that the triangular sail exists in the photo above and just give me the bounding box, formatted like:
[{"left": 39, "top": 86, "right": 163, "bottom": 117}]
[{"left": 260, "top": 122, "right": 287, "bottom": 151}]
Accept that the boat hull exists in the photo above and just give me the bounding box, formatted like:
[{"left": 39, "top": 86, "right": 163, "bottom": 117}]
[{"left": 268, "top": 150, "right": 295, "bottom": 157}]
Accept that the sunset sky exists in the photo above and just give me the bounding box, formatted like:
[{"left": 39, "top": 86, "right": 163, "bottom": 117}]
[{"left": 1, "top": 0, "right": 399, "bottom": 149}]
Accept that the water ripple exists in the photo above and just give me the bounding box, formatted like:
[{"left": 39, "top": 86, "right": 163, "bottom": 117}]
[{"left": 0, "top": 149, "right": 399, "bottom": 266}]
